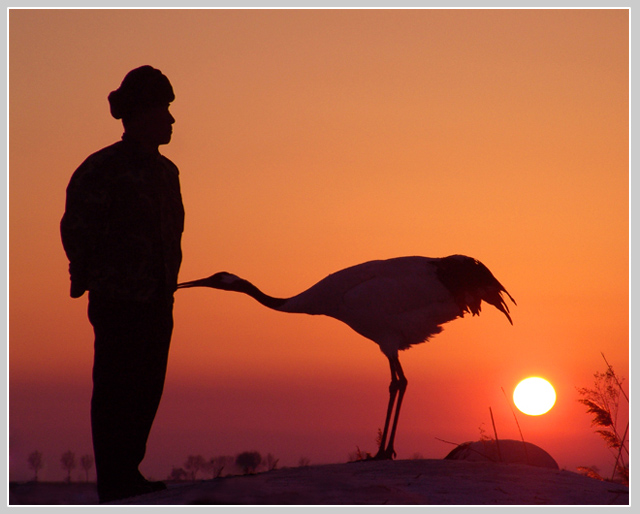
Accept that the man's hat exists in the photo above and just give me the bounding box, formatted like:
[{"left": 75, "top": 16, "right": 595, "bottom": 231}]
[{"left": 108, "top": 65, "right": 174, "bottom": 120}]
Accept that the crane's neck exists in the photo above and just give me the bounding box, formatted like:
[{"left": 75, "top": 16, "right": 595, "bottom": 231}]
[{"left": 231, "top": 279, "right": 289, "bottom": 310}]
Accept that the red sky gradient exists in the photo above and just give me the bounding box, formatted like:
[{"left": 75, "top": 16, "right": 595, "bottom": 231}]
[{"left": 8, "top": 9, "right": 628, "bottom": 483}]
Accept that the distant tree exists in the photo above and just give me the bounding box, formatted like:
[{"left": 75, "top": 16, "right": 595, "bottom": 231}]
[
  {"left": 60, "top": 451, "right": 76, "bottom": 483},
  {"left": 236, "top": 451, "right": 262, "bottom": 474},
  {"left": 168, "top": 467, "right": 188, "bottom": 481},
  {"left": 206, "top": 455, "right": 235, "bottom": 478},
  {"left": 184, "top": 455, "right": 207, "bottom": 481},
  {"left": 297, "top": 456, "right": 310, "bottom": 468},
  {"left": 80, "top": 454, "right": 94, "bottom": 482},
  {"left": 201, "top": 458, "right": 212, "bottom": 478},
  {"left": 27, "top": 450, "right": 44, "bottom": 482}
]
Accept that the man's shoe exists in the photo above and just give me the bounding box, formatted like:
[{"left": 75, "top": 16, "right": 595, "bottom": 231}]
[{"left": 98, "top": 480, "right": 166, "bottom": 503}]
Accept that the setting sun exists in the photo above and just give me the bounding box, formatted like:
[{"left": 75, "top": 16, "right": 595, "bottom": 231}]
[{"left": 513, "top": 377, "right": 557, "bottom": 416}]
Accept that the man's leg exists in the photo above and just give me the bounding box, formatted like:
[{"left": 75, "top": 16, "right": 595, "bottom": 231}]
[{"left": 88, "top": 292, "right": 173, "bottom": 502}]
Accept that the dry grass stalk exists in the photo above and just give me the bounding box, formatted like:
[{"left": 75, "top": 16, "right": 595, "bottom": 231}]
[{"left": 576, "top": 354, "right": 628, "bottom": 485}]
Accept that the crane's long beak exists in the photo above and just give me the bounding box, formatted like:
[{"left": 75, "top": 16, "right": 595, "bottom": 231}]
[{"left": 177, "top": 278, "right": 209, "bottom": 289}]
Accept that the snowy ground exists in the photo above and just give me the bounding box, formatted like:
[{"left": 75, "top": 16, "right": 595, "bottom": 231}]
[{"left": 9, "top": 459, "right": 629, "bottom": 506}]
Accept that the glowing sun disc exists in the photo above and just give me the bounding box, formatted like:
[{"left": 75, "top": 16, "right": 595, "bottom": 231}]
[{"left": 513, "top": 377, "right": 556, "bottom": 415}]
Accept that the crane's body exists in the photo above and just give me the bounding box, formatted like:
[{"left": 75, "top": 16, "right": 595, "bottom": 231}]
[{"left": 178, "top": 254, "right": 515, "bottom": 460}]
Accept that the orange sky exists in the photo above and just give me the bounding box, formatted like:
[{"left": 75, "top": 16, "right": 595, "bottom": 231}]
[{"left": 8, "top": 8, "right": 629, "bottom": 483}]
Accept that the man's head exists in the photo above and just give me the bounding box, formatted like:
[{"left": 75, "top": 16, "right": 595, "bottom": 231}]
[{"left": 108, "top": 66, "right": 175, "bottom": 147}]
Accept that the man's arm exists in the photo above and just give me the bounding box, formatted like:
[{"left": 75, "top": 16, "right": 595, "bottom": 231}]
[{"left": 60, "top": 161, "right": 110, "bottom": 298}]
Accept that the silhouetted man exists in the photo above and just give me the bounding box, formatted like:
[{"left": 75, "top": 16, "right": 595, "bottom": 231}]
[{"left": 60, "top": 66, "right": 184, "bottom": 503}]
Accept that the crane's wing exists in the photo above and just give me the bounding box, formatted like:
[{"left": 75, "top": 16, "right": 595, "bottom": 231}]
[
  {"left": 332, "top": 257, "right": 463, "bottom": 348},
  {"left": 284, "top": 255, "right": 514, "bottom": 352}
]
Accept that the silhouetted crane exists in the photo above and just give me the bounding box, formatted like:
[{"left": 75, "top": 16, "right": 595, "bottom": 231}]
[{"left": 178, "top": 255, "right": 515, "bottom": 460}]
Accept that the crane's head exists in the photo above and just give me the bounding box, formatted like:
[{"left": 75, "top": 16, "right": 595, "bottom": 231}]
[
  {"left": 177, "top": 272, "right": 245, "bottom": 291},
  {"left": 437, "top": 255, "right": 516, "bottom": 324}
]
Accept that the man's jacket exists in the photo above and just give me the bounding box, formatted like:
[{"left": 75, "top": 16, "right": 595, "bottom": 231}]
[{"left": 61, "top": 138, "right": 185, "bottom": 302}]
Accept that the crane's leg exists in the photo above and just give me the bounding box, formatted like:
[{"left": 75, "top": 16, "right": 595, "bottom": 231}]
[
  {"left": 372, "top": 355, "right": 407, "bottom": 460},
  {"left": 384, "top": 356, "right": 407, "bottom": 459},
  {"left": 373, "top": 363, "right": 398, "bottom": 459}
]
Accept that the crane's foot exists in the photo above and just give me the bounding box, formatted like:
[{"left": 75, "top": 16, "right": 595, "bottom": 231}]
[{"left": 369, "top": 447, "right": 396, "bottom": 460}]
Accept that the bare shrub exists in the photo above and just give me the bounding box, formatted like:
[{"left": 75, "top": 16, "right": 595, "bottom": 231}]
[
  {"left": 348, "top": 446, "right": 372, "bottom": 462},
  {"left": 168, "top": 467, "right": 188, "bottom": 481},
  {"left": 184, "top": 455, "right": 207, "bottom": 481},
  {"left": 297, "top": 456, "right": 310, "bottom": 467},
  {"left": 264, "top": 453, "right": 279, "bottom": 471}
]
